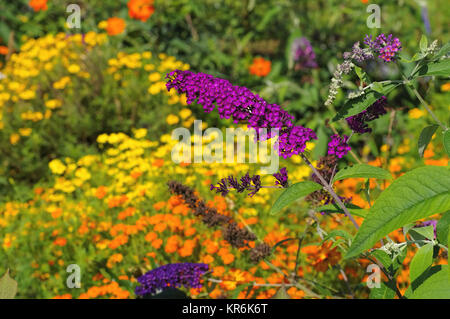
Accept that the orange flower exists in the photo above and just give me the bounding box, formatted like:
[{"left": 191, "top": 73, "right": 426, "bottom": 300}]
[
  {"left": 106, "top": 17, "right": 126, "bottom": 36},
  {"left": 249, "top": 57, "right": 271, "bottom": 77},
  {"left": 0, "top": 46, "right": 8, "bottom": 55},
  {"left": 51, "top": 208, "right": 62, "bottom": 219},
  {"left": 29, "top": 0, "right": 48, "bottom": 12},
  {"left": 152, "top": 158, "right": 164, "bottom": 168},
  {"left": 145, "top": 231, "right": 157, "bottom": 242},
  {"left": 128, "top": 0, "right": 155, "bottom": 22},
  {"left": 95, "top": 186, "right": 107, "bottom": 199},
  {"left": 53, "top": 237, "right": 67, "bottom": 247},
  {"left": 151, "top": 238, "right": 163, "bottom": 249},
  {"left": 153, "top": 201, "right": 166, "bottom": 211},
  {"left": 52, "top": 294, "right": 72, "bottom": 299},
  {"left": 221, "top": 253, "right": 235, "bottom": 265}
]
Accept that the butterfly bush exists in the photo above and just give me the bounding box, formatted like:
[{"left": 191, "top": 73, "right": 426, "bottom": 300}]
[
  {"left": 135, "top": 263, "right": 209, "bottom": 296},
  {"left": 346, "top": 96, "right": 388, "bottom": 134},
  {"left": 165, "top": 70, "right": 317, "bottom": 158},
  {"left": 291, "top": 37, "right": 318, "bottom": 69},
  {"left": 364, "top": 34, "right": 402, "bottom": 63},
  {"left": 327, "top": 134, "right": 351, "bottom": 158},
  {"left": 325, "top": 34, "right": 401, "bottom": 106}
]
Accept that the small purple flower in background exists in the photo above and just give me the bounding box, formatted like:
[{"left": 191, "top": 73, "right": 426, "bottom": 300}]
[
  {"left": 414, "top": 220, "right": 438, "bottom": 239},
  {"left": 327, "top": 134, "right": 351, "bottom": 158},
  {"left": 291, "top": 37, "right": 318, "bottom": 70},
  {"left": 346, "top": 96, "right": 388, "bottom": 134},
  {"left": 364, "top": 34, "right": 402, "bottom": 62},
  {"left": 135, "top": 263, "right": 209, "bottom": 296},
  {"left": 166, "top": 70, "right": 317, "bottom": 158},
  {"left": 273, "top": 167, "right": 289, "bottom": 188}
]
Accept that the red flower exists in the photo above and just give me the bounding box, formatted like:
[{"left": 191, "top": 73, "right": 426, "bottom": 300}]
[
  {"left": 29, "top": 0, "right": 48, "bottom": 12},
  {"left": 249, "top": 57, "right": 271, "bottom": 77},
  {"left": 127, "top": 0, "right": 155, "bottom": 22}
]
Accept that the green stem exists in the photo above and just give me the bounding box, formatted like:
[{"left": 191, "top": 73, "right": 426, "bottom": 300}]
[
  {"left": 410, "top": 86, "right": 447, "bottom": 130},
  {"left": 300, "top": 154, "right": 360, "bottom": 230}
]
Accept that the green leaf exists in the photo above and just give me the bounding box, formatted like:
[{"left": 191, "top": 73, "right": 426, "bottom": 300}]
[
  {"left": 333, "top": 83, "right": 398, "bottom": 121},
  {"left": 416, "top": 59, "right": 450, "bottom": 77},
  {"left": 322, "top": 230, "right": 352, "bottom": 244},
  {"left": 436, "top": 211, "right": 450, "bottom": 246},
  {"left": 370, "top": 250, "right": 392, "bottom": 270},
  {"left": 0, "top": 270, "right": 17, "bottom": 299},
  {"left": 419, "top": 35, "right": 428, "bottom": 52},
  {"left": 270, "top": 181, "right": 322, "bottom": 215},
  {"left": 409, "top": 243, "right": 434, "bottom": 284},
  {"left": 409, "top": 225, "right": 435, "bottom": 242},
  {"left": 444, "top": 130, "right": 450, "bottom": 157},
  {"left": 332, "top": 164, "right": 391, "bottom": 183},
  {"left": 409, "top": 265, "right": 450, "bottom": 298},
  {"left": 418, "top": 125, "right": 439, "bottom": 157},
  {"left": 315, "top": 204, "right": 368, "bottom": 218},
  {"left": 345, "top": 166, "right": 450, "bottom": 259},
  {"left": 369, "top": 282, "right": 396, "bottom": 299}
]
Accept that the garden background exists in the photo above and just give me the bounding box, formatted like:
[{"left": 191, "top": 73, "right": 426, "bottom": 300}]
[{"left": 0, "top": 0, "right": 449, "bottom": 299}]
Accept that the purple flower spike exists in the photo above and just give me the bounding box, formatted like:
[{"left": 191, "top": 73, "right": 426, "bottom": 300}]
[
  {"left": 364, "top": 34, "right": 402, "bottom": 62},
  {"left": 291, "top": 37, "right": 318, "bottom": 69},
  {"left": 273, "top": 167, "right": 289, "bottom": 188},
  {"left": 327, "top": 134, "right": 351, "bottom": 158},
  {"left": 165, "top": 70, "right": 317, "bottom": 158},
  {"left": 135, "top": 263, "right": 209, "bottom": 296},
  {"left": 346, "top": 96, "right": 388, "bottom": 134}
]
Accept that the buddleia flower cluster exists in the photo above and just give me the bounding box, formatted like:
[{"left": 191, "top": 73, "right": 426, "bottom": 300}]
[
  {"left": 135, "top": 263, "right": 209, "bottom": 296},
  {"left": 364, "top": 34, "right": 402, "bottom": 63},
  {"left": 345, "top": 96, "right": 388, "bottom": 134},
  {"left": 165, "top": 70, "right": 317, "bottom": 158},
  {"left": 327, "top": 134, "right": 351, "bottom": 158},
  {"left": 325, "top": 34, "right": 401, "bottom": 106},
  {"left": 291, "top": 37, "right": 318, "bottom": 70}
]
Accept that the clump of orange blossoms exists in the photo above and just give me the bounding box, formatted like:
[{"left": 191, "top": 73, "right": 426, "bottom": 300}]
[
  {"left": 127, "top": 0, "right": 155, "bottom": 22},
  {"left": 249, "top": 57, "right": 271, "bottom": 77},
  {"left": 106, "top": 17, "right": 126, "bottom": 36},
  {"left": 29, "top": 0, "right": 48, "bottom": 11}
]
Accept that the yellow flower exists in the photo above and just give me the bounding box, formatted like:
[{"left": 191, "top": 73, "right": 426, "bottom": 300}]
[
  {"left": 97, "top": 134, "right": 109, "bottom": 144},
  {"left": 75, "top": 167, "right": 92, "bottom": 181},
  {"left": 98, "top": 20, "right": 108, "bottom": 29},
  {"left": 133, "top": 128, "right": 148, "bottom": 139},
  {"left": 10, "top": 133, "right": 20, "bottom": 145},
  {"left": 408, "top": 108, "right": 425, "bottom": 119},
  {"left": 67, "top": 64, "right": 80, "bottom": 74},
  {"left": 49, "top": 159, "right": 67, "bottom": 175},
  {"left": 148, "top": 83, "right": 162, "bottom": 95},
  {"left": 19, "top": 90, "right": 35, "bottom": 100},
  {"left": 148, "top": 72, "right": 161, "bottom": 82},
  {"left": 166, "top": 114, "right": 179, "bottom": 125},
  {"left": 19, "top": 128, "right": 32, "bottom": 136},
  {"left": 45, "top": 99, "right": 63, "bottom": 109},
  {"left": 142, "top": 51, "right": 152, "bottom": 59},
  {"left": 179, "top": 108, "right": 192, "bottom": 120}
]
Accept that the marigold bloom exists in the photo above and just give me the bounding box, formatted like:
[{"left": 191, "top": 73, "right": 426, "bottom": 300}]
[
  {"left": 0, "top": 46, "right": 8, "bottom": 55},
  {"left": 249, "top": 57, "right": 271, "bottom": 77},
  {"left": 127, "top": 0, "right": 155, "bottom": 22},
  {"left": 106, "top": 17, "right": 126, "bottom": 36},
  {"left": 29, "top": 0, "right": 47, "bottom": 12}
]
